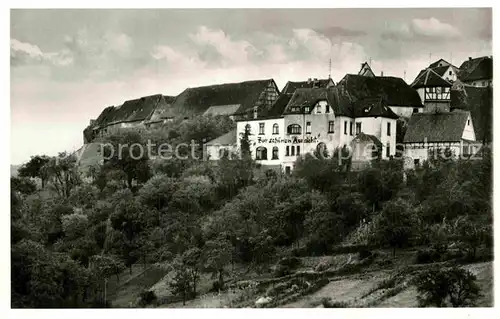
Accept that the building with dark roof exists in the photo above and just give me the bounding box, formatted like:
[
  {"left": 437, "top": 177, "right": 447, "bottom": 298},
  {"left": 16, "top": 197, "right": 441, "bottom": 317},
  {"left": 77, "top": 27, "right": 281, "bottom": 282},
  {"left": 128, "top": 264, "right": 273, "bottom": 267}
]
[
  {"left": 411, "top": 68, "right": 453, "bottom": 113},
  {"left": 210, "top": 85, "right": 400, "bottom": 172},
  {"left": 172, "top": 79, "right": 279, "bottom": 120},
  {"left": 403, "top": 109, "right": 479, "bottom": 169},
  {"left": 458, "top": 56, "right": 493, "bottom": 87},
  {"left": 337, "top": 74, "right": 424, "bottom": 118},
  {"left": 281, "top": 78, "right": 335, "bottom": 94},
  {"left": 83, "top": 94, "right": 173, "bottom": 143}
]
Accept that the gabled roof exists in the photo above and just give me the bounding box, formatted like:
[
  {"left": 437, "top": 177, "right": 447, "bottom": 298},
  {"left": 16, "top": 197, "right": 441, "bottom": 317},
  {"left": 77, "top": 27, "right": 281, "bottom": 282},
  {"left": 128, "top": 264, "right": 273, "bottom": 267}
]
[
  {"left": 352, "top": 97, "right": 399, "bottom": 119},
  {"left": 451, "top": 86, "right": 492, "bottom": 143},
  {"left": 358, "top": 62, "right": 376, "bottom": 77},
  {"left": 282, "top": 78, "right": 334, "bottom": 94},
  {"left": 429, "top": 58, "right": 454, "bottom": 68},
  {"left": 205, "top": 129, "right": 237, "bottom": 146},
  {"left": 283, "top": 87, "right": 352, "bottom": 116},
  {"left": 338, "top": 74, "right": 423, "bottom": 107},
  {"left": 172, "top": 79, "right": 277, "bottom": 117},
  {"left": 147, "top": 95, "right": 177, "bottom": 122},
  {"left": 257, "top": 93, "right": 293, "bottom": 119},
  {"left": 403, "top": 110, "right": 471, "bottom": 143},
  {"left": 458, "top": 56, "right": 493, "bottom": 82},
  {"left": 107, "top": 94, "right": 165, "bottom": 124},
  {"left": 411, "top": 68, "right": 452, "bottom": 88}
]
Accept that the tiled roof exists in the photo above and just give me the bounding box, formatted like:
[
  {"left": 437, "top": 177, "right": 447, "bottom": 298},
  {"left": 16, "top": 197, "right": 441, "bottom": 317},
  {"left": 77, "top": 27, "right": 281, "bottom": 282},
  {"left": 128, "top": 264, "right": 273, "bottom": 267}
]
[
  {"left": 338, "top": 74, "right": 423, "bottom": 107},
  {"left": 458, "top": 56, "right": 493, "bottom": 82},
  {"left": 257, "top": 93, "right": 293, "bottom": 119},
  {"left": 282, "top": 78, "right": 334, "bottom": 94},
  {"left": 451, "top": 86, "right": 492, "bottom": 143},
  {"left": 411, "top": 68, "right": 452, "bottom": 88},
  {"left": 283, "top": 87, "right": 353, "bottom": 116},
  {"left": 403, "top": 110, "right": 471, "bottom": 143},
  {"left": 352, "top": 97, "right": 399, "bottom": 119},
  {"left": 204, "top": 129, "right": 237, "bottom": 146},
  {"left": 172, "top": 79, "right": 276, "bottom": 117}
]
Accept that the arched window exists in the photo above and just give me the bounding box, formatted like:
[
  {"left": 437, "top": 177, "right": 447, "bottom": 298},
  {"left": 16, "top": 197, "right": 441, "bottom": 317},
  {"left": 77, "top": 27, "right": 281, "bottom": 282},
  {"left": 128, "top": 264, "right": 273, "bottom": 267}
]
[
  {"left": 287, "top": 124, "right": 302, "bottom": 134},
  {"left": 272, "top": 123, "right": 279, "bottom": 134},
  {"left": 256, "top": 147, "right": 268, "bottom": 160},
  {"left": 272, "top": 147, "right": 279, "bottom": 160}
]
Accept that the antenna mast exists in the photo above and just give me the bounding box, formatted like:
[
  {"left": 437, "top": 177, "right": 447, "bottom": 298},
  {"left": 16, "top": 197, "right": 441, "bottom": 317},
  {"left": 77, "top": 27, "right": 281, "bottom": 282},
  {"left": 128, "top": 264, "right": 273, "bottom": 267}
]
[{"left": 328, "top": 58, "right": 331, "bottom": 79}]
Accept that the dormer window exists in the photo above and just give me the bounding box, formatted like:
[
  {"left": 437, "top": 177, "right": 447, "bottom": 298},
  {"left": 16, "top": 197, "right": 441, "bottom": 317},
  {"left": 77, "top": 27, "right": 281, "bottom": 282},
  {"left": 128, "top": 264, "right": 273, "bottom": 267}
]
[
  {"left": 467, "top": 119, "right": 470, "bottom": 126},
  {"left": 326, "top": 105, "right": 330, "bottom": 113},
  {"left": 253, "top": 107, "right": 258, "bottom": 119},
  {"left": 316, "top": 105, "right": 322, "bottom": 113},
  {"left": 304, "top": 106, "right": 310, "bottom": 113}
]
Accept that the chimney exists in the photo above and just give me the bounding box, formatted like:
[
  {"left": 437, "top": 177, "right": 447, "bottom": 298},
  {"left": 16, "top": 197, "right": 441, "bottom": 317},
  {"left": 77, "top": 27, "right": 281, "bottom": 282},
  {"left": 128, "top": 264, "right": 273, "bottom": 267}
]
[
  {"left": 469, "top": 57, "right": 472, "bottom": 61},
  {"left": 381, "top": 71, "right": 384, "bottom": 77}
]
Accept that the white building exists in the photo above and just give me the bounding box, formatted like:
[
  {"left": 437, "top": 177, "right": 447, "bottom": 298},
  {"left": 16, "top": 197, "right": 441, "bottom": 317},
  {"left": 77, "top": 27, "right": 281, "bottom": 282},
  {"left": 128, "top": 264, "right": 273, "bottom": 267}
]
[
  {"left": 206, "top": 86, "right": 399, "bottom": 173},
  {"left": 402, "top": 109, "right": 479, "bottom": 169}
]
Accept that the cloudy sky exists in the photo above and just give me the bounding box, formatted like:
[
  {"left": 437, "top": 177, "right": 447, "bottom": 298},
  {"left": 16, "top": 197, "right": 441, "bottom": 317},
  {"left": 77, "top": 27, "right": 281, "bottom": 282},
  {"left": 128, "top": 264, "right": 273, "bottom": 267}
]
[{"left": 10, "top": 8, "right": 492, "bottom": 164}]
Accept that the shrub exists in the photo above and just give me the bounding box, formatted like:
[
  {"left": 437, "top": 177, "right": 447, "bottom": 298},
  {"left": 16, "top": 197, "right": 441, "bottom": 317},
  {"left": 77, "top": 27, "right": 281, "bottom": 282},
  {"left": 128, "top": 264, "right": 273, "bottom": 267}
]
[
  {"left": 415, "top": 267, "right": 481, "bottom": 307},
  {"left": 321, "top": 297, "right": 349, "bottom": 308},
  {"left": 415, "top": 248, "right": 442, "bottom": 264},
  {"left": 358, "top": 249, "right": 373, "bottom": 260},
  {"left": 138, "top": 290, "right": 157, "bottom": 306}
]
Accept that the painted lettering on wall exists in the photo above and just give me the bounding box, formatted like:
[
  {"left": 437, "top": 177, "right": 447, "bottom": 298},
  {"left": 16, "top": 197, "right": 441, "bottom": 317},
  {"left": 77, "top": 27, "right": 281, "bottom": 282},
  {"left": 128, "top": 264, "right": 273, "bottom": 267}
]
[{"left": 257, "top": 136, "right": 319, "bottom": 144}]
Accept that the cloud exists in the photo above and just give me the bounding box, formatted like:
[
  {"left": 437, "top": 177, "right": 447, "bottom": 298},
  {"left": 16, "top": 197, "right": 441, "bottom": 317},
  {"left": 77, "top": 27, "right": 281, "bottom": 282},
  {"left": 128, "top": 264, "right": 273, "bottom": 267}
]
[
  {"left": 11, "top": 38, "right": 73, "bottom": 66},
  {"left": 381, "top": 17, "right": 461, "bottom": 42},
  {"left": 314, "top": 26, "right": 366, "bottom": 38},
  {"left": 188, "top": 26, "right": 259, "bottom": 65}
]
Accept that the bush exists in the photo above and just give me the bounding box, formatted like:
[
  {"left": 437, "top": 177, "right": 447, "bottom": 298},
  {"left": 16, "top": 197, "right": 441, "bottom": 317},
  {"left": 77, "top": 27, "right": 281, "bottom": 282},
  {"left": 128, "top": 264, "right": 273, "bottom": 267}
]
[
  {"left": 415, "top": 267, "right": 481, "bottom": 307},
  {"left": 415, "top": 248, "right": 442, "bottom": 264},
  {"left": 358, "top": 249, "right": 373, "bottom": 260},
  {"left": 321, "top": 297, "right": 349, "bottom": 308},
  {"left": 273, "top": 257, "right": 302, "bottom": 277},
  {"left": 138, "top": 290, "right": 157, "bottom": 306}
]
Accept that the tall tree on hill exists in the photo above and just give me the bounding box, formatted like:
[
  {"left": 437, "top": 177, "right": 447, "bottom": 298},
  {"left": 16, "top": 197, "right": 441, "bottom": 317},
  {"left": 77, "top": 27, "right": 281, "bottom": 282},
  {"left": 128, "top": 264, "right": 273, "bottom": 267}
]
[
  {"left": 101, "top": 129, "right": 151, "bottom": 191},
  {"left": 45, "top": 152, "right": 81, "bottom": 199},
  {"left": 18, "top": 155, "right": 50, "bottom": 188},
  {"left": 239, "top": 124, "right": 252, "bottom": 160}
]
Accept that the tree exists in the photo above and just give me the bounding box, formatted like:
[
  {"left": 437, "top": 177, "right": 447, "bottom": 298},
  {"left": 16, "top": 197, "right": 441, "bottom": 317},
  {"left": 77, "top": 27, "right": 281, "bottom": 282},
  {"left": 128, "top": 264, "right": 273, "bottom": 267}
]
[
  {"left": 61, "top": 212, "right": 89, "bottom": 240},
  {"left": 137, "top": 174, "right": 178, "bottom": 210},
  {"left": 101, "top": 129, "right": 152, "bottom": 191},
  {"left": 45, "top": 152, "right": 82, "bottom": 198},
  {"left": 11, "top": 177, "right": 37, "bottom": 195},
  {"left": 375, "top": 198, "right": 416, "bottom": 256},
  {"left": 18, "top": 155, "right": 50, "bottom": 188},
  {"left": 415, "top": 267, "right": 481, "bottom": 307},
  {"left": 169, "top": 249, "right": 202, "bottom": 305},
  {"left": 202, "top": 238, "right": 232, "bottom": 290},
  {"left": 239, "top": 124, "right": 252, "bottom": 159}
]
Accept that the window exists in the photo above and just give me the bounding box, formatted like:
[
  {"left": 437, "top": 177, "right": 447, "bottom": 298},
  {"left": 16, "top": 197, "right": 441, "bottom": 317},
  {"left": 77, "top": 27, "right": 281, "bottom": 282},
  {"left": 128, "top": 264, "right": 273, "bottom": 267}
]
[
  {"left": 462, "top": 145, "right": 470, "bottom": 157},
  {"left": 291, "top": 146, "right": 295, "bottom": 156},
  {"left": 386, "top": 143, "right": 390, "bottom": 158},
  {"left": 256, "top": 147, "right": 267, "bottom": 160},
  {"left": 387, "top": 122, "right": 391, "bottom": 136},
  {"left": 297, "top": 146, "right": 301, "bottom": 156},
  {"left": 413, "top": 108, "right": 419, "bottom": 113},
  {"left": 328, "top": 121, "right": 334, "bottom": 133},
  {"left": 326, "top": 105, "right": 330, "bottom": 113},
  {"left": 436, "top": 87, "right": 442, "bottom": 94},
  {"left": 304, "top": 106, "right": 310, "bottom": 113},
  {"left": 449, "top": 71, "right": 452, "bottom": 76},
  {"left": 306, "top": 121, "right": 311, "bottom": 134},
  {"left": 344, "top": 121, "right": 347, "bottom": 135},
  {"left": 219, "top": 149, "right": 229, "bottom": 159},
  {"left": 467, "top": 119, "right": 470, "bottom": 126},
  {"left": 286, "top": 146, "right": 290, "bottom": 156},
  {"left": 316, "top": 105, "right": 322, "bottom": 113},
  {"left": 356, "top": 122, "right": 361, "bottom": 135},
  {"left": 428, "top": 87, "right": 434, "bottom": 93},
  {"left": 287, "top": 124, "right": 302, "bottom": 134},
  {"left": 259, "top": 123, "right": 265, "bottom": 135},
  {"left": 272, "top": 147, "right": 279, "bottom": 160},
  {"left": 350, "top": 122, "right": 353, "bottom": 136},
  {"left": 272, "top": 123, "right": 279, "bottom": 134},
  {"left": 253, "top": 107, "right": 258, "bottom": 119},
  {"left": 285, "top": 166, "right": 291, "bottom": 175}
]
